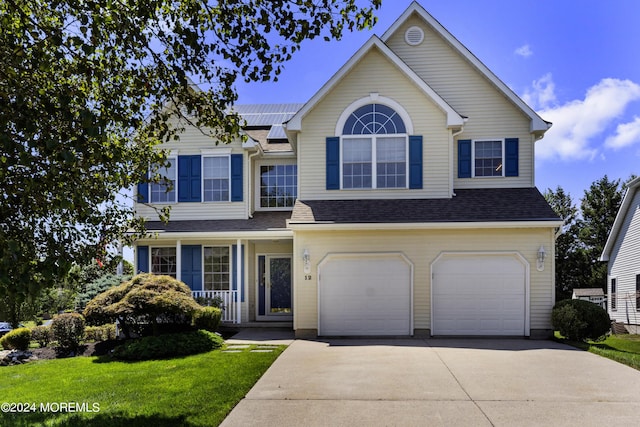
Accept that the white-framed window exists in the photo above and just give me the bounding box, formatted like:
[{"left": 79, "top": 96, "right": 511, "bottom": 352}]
[
  {"left": 203, "top": 156, "right": 230, "bottom": 202},
  {"left": 473, "top": 139, "right": 504, "bottom": 177},
  {"left": 151, "top": 247, "right": 177, "bottom": 278},
  {"left": 150, "top": 157, "right": 177, "bottom": 203},
  {"left": 341, "top": 103, "right": 408, "bottom": 189},
  {"left": 204, "top": 246, "right": 230, "bottom": 291},
  {"left": 259, "top": 163, "right": 297, "bottom": 209}
]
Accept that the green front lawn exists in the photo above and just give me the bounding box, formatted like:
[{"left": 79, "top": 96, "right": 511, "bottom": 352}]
[
  {"left": 555, "top": 332, "right": 640, "bottom": 370},
  {"left": 0, "top": 344, "right": 284, "bottom": 427}
]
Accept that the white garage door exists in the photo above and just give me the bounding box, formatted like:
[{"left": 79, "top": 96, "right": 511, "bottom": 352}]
[
  {"left": 319, "top": 254, "right": 412, "bottom": 336},
  {"left": 432, "top": 254, "right": 527, "bottom": 336}
]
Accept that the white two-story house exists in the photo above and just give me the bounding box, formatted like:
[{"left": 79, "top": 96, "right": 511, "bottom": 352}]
[{"left": 134, "top": 2, "right": 562, "bottom": 338}]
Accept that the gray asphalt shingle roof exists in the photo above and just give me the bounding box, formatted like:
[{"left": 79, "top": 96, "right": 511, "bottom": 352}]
[
  {"left": 144, "top": 189, "right": 559, "bottom": 233},
  {"left": 290, "top": 188, "right": 560, "bottom": 224}
]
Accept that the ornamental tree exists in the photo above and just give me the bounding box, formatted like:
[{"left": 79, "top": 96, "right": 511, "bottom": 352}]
[
  {"left": 0, "top": 0, "right": 381, "bottom": 326},
  {"left": 84, "top": 273, "right": 203, "bottom": 337}
]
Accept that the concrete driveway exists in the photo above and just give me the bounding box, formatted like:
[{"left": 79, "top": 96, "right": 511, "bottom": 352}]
[{"left": 222, "top": 338, "right": 640, "bottom": 426}]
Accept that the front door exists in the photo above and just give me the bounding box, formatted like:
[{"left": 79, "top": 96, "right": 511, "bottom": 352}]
[{"left": 257, "top": 255, "right": 292, "bottom": 320}]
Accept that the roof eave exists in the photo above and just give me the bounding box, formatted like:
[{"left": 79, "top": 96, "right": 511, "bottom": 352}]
[
  {"left": 288, "top": 220, "right": 564, "bottom": 231},
  {"left": 286, "top": 35, "right": 465, "bottom": 132},
  {"left": 600, "top": 177, "right": 640, "bottom": 261}
]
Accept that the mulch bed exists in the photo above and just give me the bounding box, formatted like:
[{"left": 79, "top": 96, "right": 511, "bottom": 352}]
[{"left": 31, "top": 340, "right": 120, "bottom": 360}]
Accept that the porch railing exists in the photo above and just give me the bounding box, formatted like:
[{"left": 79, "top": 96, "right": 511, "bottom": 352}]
[{"left": 192, "top": 290, "right": 239, "bottom": 324}]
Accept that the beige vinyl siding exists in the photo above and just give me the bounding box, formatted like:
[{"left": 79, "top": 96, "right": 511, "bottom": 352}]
[
  {"left": 608, "top": 189, "right": 640, "bottom": 323},
  {"left": 386, "top": 16, "right": 535, "bottom": 189},
  {"left": 298, "top": 47, "right": 452, "bottom": 200},
  {"left": 292, "top": 227, "right": 555, "bottom": 333},
  {"left": 135, "top": 119, "right": 249, "bottom": 221}
]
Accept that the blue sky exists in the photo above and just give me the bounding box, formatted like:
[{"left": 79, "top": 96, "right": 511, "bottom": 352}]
[{"left": 235, "top": 0, "right": 640, "bottom": 202}]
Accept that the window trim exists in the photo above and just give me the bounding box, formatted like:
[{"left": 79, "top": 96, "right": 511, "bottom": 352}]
[
  {"left": 340, "top": 134, "right": 409, "bottom": 190},
  {"left": 636, "top": 274, "right": 640, "bottom": 312},
  {"left": 150, "top": 246, "right": 177, "bottom": 278},
  {"left": 611, "top": 277, "right": 617, "bottom": 311},
  {"left": 203, "top": 245, "right": 231, "bottom": 292},
  {"left": 335, "top": 95, "right": 414, "bottom": 135},
  {"left": 255, "top": 159, "right": 298, "bottom": 211},
  {"left": 149, "top": 155, "right": 178, "bottom": 204},
  {"left": 472, "top": 138, "right": 505, "bottom": 178},
  {"left": 201, "top": 154, "right": 231, "bottom": 203}
]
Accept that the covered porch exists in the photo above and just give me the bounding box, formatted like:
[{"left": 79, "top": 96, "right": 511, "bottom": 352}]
[{"left": 134, "top": 214, "right": 294, "bottom": 325}]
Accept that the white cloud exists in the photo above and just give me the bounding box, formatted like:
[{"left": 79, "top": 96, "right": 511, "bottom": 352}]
[
  {"left": 522, "top": 73, "right": 556, "bottom": 110},
  {"left": 605, "top": 116, "right": 640, "bottom": 149},
  {"left": 514, "top": 44, "right": 533, "bottom": 58},
  {"left": 528, "top": 77, "right": 640, "bottom": 161}
]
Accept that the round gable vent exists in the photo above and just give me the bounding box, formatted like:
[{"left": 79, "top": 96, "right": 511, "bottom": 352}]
[{"left": 405, "top": 26, "right": 424, "bottom": 46}]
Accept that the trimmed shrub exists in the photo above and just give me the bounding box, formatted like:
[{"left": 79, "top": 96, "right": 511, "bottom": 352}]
[
  {"left": 112, "top": 330, "right": 224, "bottom": 361},
  {"left": 192, "top": 307, "right": 222, "bottom": 332},
  {"left": 552, "top": 299, "right": 610, "bottom": 342},
  {"left": 51, "top": 313, "right": 85, "bottom": 353},
  {"left": 84, "top": 324, "right": 117, "bottom": 342},
  {"left": 31, "top": 325, "right": 52, "bottom": 348},
  {"left": 84, "top": 273, "right": 202, "bottom": 338},
  {"left": 0, "top": 327, "right": 32, "bottom": 351}
]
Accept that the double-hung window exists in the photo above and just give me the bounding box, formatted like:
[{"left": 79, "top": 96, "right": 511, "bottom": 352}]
[
  {"left": 151, "top": 247, "right": 177, "bottom": 278},
  {"left": 203, "top": 156, "right": 230, "bottom": 202},
  {"left": 341, "top": 103, "right": 408, "bottom": 189},
  {"left": 204, "top": 246, "right": 230, "bottom": 291},
  {"left": 474, "top": 140, "right": 504, "bottom": 177},
  {"left": 150, "top": 158, "right": 177, "bottom": 203}
]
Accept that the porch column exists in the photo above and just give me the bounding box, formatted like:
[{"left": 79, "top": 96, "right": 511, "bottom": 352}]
[
  {"left": 176, "top": 240, "right": 182, "bottom": 282},
  {"left": 236, "top": 238, "right": 242, "bottom": 324}
]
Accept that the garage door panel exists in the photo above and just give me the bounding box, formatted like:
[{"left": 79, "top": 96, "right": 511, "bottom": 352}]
[
  {"left": 319, "top": 255, "right": 411, "bottom": 336},
  {"left": 433, "top": 254, "right": 526, "bottom": 336}
]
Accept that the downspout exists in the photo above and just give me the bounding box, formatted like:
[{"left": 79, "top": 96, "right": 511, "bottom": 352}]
[{"left": 450, "top": 126, "right": 465, "bottom": 197}]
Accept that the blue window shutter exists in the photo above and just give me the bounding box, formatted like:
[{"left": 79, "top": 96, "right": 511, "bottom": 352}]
[
  {"left": 326, "top": 137, "right": 340, "bottom": 190},
  {"left": 137, "top": 246, "right": 149, "bottom": 273},
  {"left": 178, "top": 155, "right": 201, "bottom": 202},
  {"left": 505, "top": 138, "right": 519, "bottom": 177},
  {"left": 232, "top": 245, "right": 245, "bottom": 302},
  {"left": 409, "top": 135, "right": 423, "bottom": 189},
  {"left": 458, "top": 139, "right": 472, "bottom": 178},
  {"left": 137, "top": 170, "right": 149, "bottom": 203},
  {"left": 181, "top": 245, "right": 202, "bottom": 291},
  {"left": 230, "top": 154, "right": 243, "bottom": 201}
]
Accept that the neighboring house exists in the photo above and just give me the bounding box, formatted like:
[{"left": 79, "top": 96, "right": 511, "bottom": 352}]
[
  {"left": 133, "top": 2, "right": 562, "bottom": 338},
  {"left": 572, "top": 288, "right": 606, "bottom": 309},
  {"left": 601, "top": 176, "right": 640, "bottom": 329}
]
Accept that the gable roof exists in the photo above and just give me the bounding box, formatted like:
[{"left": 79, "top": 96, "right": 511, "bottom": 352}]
[
  {"left": 290, "top": 188, "right": 561, "bottom": 226},
  {"left": 286, "top": 35, "right": 466, "bottom": 132},
  {"left": 381, "top": 2, "right": 550, "bottom": 135},
  {"left": 601, "top": 176, "right": 640, "bottom": 261}
]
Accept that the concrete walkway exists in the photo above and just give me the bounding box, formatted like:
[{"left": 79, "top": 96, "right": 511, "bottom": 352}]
[{"left": 221, "top": 336, "right": 640, "bottom": 427}]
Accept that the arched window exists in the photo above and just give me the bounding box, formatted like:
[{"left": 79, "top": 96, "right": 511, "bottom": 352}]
[
  {"left": 342, "top": 103, "right": 407, "bottom": 135},
  {"left": 340, "top": 103, "right": 408, "bottom": 189}
]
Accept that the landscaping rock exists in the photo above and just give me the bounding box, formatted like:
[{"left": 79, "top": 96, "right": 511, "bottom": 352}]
[{"left": 0, "top": 350, "right": 38, "bottom": 366}]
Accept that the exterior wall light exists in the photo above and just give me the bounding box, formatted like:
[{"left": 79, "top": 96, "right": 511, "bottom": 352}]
[
  {"left": 537, "top": 245, "right": 546, "bottom": 271},
  {"left": 303, "top": 249, "right": 311, "bottom": 274}
]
